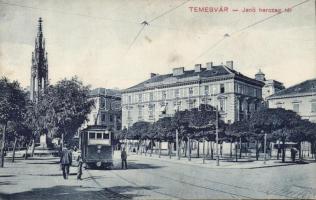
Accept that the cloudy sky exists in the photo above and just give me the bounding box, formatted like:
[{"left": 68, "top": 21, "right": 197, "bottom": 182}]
[{"left": 0, "top": 0, "right": 315, "bottom": 90}]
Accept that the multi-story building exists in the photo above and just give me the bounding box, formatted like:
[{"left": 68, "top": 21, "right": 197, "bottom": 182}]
[
  {"left": 267, "top": 78, "right": 316, "bottom": 123},
  {"left": 82, "top": 88, "right": 122, "bottom": 131},
  {"left": 254, "top": 69, "right": 285, "bottom": 100},
  {"left": 121, "top": 61, "right": 264, "bottom": 128}
]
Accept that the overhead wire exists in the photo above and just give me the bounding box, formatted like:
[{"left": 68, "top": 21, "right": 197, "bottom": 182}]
[{"left": 125, "top": 0, "right": 190, "bottom": 53}]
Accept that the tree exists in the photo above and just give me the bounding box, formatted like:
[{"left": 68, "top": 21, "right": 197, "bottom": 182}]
[
  {"left": 250, "top": 108, "right": 302, "bottom": 163},
  {"left": 42, "top": 77, "right": 94, "bottom": 148},
  {"left": 226, "top": 120, "right": 250, "bottom": 162},
  {"left": 127, "top": 121, "right": 152, "bottom": 154},
  {"left": 0, "top": 77, "right": 26, "bottom": 167}
]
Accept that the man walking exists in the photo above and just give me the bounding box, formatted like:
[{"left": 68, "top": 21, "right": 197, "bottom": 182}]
[
  {"left": 60, "top": 144, "right": 72, "bottom": 179},
  {"left": 76, "top": 153, "right": 83, "bottom": 180},
  {"left": 121, "top": 148, "right": 127, "bottom": 169}
]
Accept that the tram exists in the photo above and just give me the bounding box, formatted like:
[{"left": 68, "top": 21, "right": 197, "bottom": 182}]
[{"left": 80, "top": 125, "right": 114, "bottom": 169}]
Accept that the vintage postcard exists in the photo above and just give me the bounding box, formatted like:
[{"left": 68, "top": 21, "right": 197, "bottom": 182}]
[{"left": 0, "top": 0, "right": 315, "bottom": 199}]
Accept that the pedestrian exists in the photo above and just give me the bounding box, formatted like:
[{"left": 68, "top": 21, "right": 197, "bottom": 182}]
[
  {"left": 60, "top": 144, "right": 72, "bottom": 179},
  {"left": 76, "top": 153, "right": 83, "bottom": 180},
  {"left": 121, "top": 147, "right": 127, "bottom": 169}
]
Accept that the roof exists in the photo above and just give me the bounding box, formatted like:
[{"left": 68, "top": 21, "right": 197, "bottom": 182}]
[
  {"left": 89, "top": 88, "right": 121, "bottom": 98},
  {"left": 267, "top": 78, "right": 316, "bottom": 99},
  {"left": 124, "top": 65, "right": 263, "bottom": 92}
]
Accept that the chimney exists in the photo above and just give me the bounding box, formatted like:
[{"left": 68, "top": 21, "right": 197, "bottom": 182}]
[
  {"left": 150, "top": 73, "right": 157, "bottom": 78},
  {"left": 172, "top": 67, "right": 184, "bottom": 76},
  {"left": 226, "top": 61, "right": 233, "bottom": 69},
  {"left": 194, "top": 64, "right": 201, "bottom": 72},
  {"left": 206, "top": 62, "right": 213, "bottom": 70}
]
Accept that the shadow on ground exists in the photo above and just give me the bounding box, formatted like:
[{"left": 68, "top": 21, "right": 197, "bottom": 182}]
[{"left": 0, "top": 184, "right": 158, "bottom": 200}]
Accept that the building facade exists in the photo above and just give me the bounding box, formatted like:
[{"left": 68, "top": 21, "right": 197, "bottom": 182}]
[
  {"left": 121, "top": 61, "right": 264, "bottom": 128},
  {"left": 267, "top": 78, "right": 316, "bottom": 123},
  {"left": 30, "top": 18, "right": 49, "bottom": 101},
  {"left": 254, "top": 69, "right": 285, "bottom": 100},
  {"left": 82, "top": 88, "right": 122, "bottom": 131}
]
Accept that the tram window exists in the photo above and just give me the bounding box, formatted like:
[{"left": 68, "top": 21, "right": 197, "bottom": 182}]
[
  {"left": 89, "top": 132, "right": 95, "bottom": 139},
  {"left": 103, "top": 133, "right": 109, "bottom": 139},
  {"left": 96, "top": 133, "right": 102, "bottom": 139}
]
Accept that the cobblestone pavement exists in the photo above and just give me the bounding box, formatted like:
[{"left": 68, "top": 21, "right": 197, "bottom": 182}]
[{"left": 0, "top": 152, "right": 316, "bottom": 199}]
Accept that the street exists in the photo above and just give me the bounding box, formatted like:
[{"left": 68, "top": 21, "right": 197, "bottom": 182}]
[{"left": 1, "top": 152, "right": 316, "bottom": 199}]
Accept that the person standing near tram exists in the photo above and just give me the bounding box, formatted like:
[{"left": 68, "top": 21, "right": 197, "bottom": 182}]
[{"left": 121, "top": 147, "right": 128, "bottom": 169}]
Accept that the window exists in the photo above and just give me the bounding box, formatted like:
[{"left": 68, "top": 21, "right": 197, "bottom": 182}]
[
  {"left": 149, "top": 105, "right": 154, "bottom": 120},
  {"left": 204, "top": 85, "right": 209, "bottom": 95},
  {"left": 293, "top": 103, "right": 299, "bottom": 113},
  {"left": 128, "top": 95, "right": 131, "bottom": 104},
  {"left": 149, "top": 92, "right": 153, "bottom": 101},
  {"left": 189, "top": 87, "right": 193, "bottom": 95},
  {"left": 220, "top": 84, "right": 225, "bottom": 93},
  {"left": 276, "top": 103, "right": 283, "bottom": 108},
  {"left": 175, "top": 89, "right": 179, "bottom": 98},
  {"left": 100, "top": 97, "right": 105, "bottom": 108},
  {"left": 162, "top": 91, "right": 166, "bottom": 100},
  {"left": 89, "top": 132, "right": 95, "bottom": 139},
  {"left": 138, "top": 94, "right": 142, "bottom": 103},
  {"left": 109, "top": 115, "right": 113, "bottom": 122},
  {"left": 219, "top": 99, "right": 225, "bottom": 111},
  {"left": 138, "top": 107, "right": 143, "bottom": 120},
  {"left": 101, "top": 113, "right": 106, "bottom": 122},
  {"left": 312, "top": 102, "right": 316, "bottom": 113},
  {"left": 96, "top": 133, "right": 102, "bottom": 139},
  {"left": 103, "top": 133, "right": 109, "bottom": 139}
]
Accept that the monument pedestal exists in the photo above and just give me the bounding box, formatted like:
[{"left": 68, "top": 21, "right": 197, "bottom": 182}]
[{"left": 39, "top": 134, "right": 48, "bottom": 149}]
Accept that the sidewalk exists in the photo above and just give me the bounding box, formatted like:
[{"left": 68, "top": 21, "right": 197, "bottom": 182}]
[{"left": 127, "top": 152, "right": 310, "bottom": 169}]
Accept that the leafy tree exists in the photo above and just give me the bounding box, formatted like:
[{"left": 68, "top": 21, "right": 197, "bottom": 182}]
[
  {"left": 0, "top": 77, "right": 26, "bottom": 167},
  {"left": 42, "top": 77, "right": 95, "bottom": 148},
  {"left": 250, "top": 108, "right": 302, "bottom": 163},
  {"left": 226, "top": 120, "right": 250, "bottom": 161}
]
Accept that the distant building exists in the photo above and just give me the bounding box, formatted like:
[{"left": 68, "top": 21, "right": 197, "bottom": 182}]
[
  {"left": 82, "top": 88, "right": 122, "bottom": 131},
  {"left": 254, "top": 69, "right": 285, "bottom": 100},
  {"left": 30, "top": 18, "right": 49, "bottom": 101},
  {"left": 121, "top": 61, "right": 264, "bottom": 128},
  {"left": 267, "top": 78, "right": 316, "bottom": 123}
]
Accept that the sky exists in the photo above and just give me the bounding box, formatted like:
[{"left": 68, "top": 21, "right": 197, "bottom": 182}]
[{"left": 0, "top": 0, "right": 315, "bottom": 90}]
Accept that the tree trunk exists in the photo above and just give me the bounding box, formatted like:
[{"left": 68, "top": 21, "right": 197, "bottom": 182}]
[
  {"left": 197, "top": 140, "right": 200, "bottom": 158},
  {"left": 0, "top": 123, "right": 7, "bottom": 168},
  {"left": 230, "top": 141, "right": 232, "bottom": 158},
  {"left": 211, "top": 141, "right": 214, "bottom": 160},
  {"left": 299, "top": 141, "right": 302, "bottom": 160},
  {"left": 188, "top": 138, "right": 191, "bottom": 161},
  {"left": 184, "top": 140, "right": 187, "bottom": 157},
  {"left": 169, "top": 141, "right": 171, "bottom": 159},
  {"left": 24, "top": 141, "right": 29, "bottom": 160},
  {"left": 159, "top": 141, "right": 161, "bottom": 158},
  {"left": 150, "top": 139, "right": 153, "bottom": 157},
  {"left": 277, "top": 140, "right": 280, "bottom": 160},
  {"left": 61, "top": 132, "right": 64, "bottom": 149},
  {"left": 203, "top": 139, "right": 205, "bottom": 157},
  {"left": 12, "top": 137, "right": 17, "bottom": 163},
  {"left": 282, "top": 139, "right": 286, "bottom": 163},
  {"left": 207, "top": 141, "right": 210, "bottom": 156},
  {"left": 31, "top": 139, "right": 35, "bottom": 157},
  {"left": 239, "top": 137, "right": 242, "bottom": 159},
  {"left": 235, "top": 142, "right": 238, "bottom": 162},
  {"left": 256, "top": 140, "right": 259, "bottom": 161}
]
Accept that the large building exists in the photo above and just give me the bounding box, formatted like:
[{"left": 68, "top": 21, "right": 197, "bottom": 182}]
[
  {"left": 254, "top": 69, "right": 285, "bottom": 100},
  {"left": 267, "top": 78, "right": 316, "bottom": 123},
  {"left": 30, "top": 18, "right": 49, "bottom": 101},
  {"left": 82, "top": 88, "right": 122, "bottom": 131},
  {"left": 121, "top": 61, "right": 264, "bottom": 128}
]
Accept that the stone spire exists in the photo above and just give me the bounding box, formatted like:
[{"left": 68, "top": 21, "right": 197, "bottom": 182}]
[{"left": 30, "top": 18, "right": 49, "bottom": 101}]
